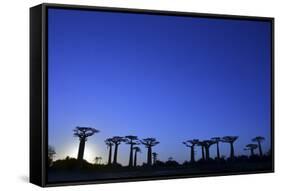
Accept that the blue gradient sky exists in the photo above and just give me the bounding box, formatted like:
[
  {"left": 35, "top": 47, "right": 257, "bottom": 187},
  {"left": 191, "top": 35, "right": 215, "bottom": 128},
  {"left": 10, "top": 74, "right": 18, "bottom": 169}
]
[{"left": 48, "top": 8, "right": 272, "bottom": 165}]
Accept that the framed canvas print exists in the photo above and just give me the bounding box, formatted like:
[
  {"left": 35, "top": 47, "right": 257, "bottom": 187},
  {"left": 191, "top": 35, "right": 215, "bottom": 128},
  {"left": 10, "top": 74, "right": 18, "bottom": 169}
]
[{"left": 30, "top": 3, "right": 274, "bottom": 187}]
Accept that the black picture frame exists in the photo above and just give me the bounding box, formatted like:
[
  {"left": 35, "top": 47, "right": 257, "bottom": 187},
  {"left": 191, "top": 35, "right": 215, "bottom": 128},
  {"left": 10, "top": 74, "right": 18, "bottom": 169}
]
[{"left": 30, "top": 3, "right": 274, "bottom": 187}]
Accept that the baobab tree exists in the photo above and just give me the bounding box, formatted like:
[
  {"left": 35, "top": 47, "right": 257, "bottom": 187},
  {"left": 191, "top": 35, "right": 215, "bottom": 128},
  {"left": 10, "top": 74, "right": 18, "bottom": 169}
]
[
  {"left": 111, "top": 136, "right": 126, "bottom": 165},
  {"left": 168, "top": 157, "right": 173, "bottom": 161},
  {"left": 105, "top": 138, "right": 114, "bottom": 165},
  {"left": 141, "top": 138, "right": 159, "bottom": 166},
  {"left": 152, "top": 152, "right": 158, "bottom": 165},
  {"left": 252, "top": 136, "right": 265, "bottom": 156},
  {"left": 73, "top": 126, "right": 99, "bottom": 163},
  {"left": 94, "top": 156, "right": 102, "bottom": 164},
  {"left": 197, "top": 141, "right": 206, "bottom": 160},
  {"left": 244, "top": 144, "right": 258, "bottom": 157},
  {"left": 133, "top": 146, "right": 141, "bottom": 167},
  {"left": 48, "top": 145, "right": 56, "bottom": 166},
  {"left": 94, "top": 157, "right": 99, "bottom": 164},
  {"left": 203, "top": 140, "right": 215, "bottom": 160},
  {"left": 222, "top": 136, "right": 238, "bottom": 159},
  {"left": 211, "top": 137, "right": 221, "bottom": 160},
  {"left": 125, "top": 135, "right": 139, "bottom": 167},
  {"left": 183, "top": 139, "right": 199, "bottom": 163}
]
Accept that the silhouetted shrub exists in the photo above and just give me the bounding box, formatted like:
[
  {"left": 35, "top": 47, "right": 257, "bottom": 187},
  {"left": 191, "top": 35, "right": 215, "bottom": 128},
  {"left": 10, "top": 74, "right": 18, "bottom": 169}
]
[
  {"left": 165, "top": 160, "right": 180, "bottom": 167},
  {"left": 52, "top": 158, "right": 93, "bottom": 170}
]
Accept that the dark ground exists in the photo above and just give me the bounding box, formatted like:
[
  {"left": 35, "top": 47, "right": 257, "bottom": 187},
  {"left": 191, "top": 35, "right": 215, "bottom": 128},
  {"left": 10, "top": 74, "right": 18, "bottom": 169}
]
[{"left": 48, "top": 157, "right": 272, "bottom": 183}]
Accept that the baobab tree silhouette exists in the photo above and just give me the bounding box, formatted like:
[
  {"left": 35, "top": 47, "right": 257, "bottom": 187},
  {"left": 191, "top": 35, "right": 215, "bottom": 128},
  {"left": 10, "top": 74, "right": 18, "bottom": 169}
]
[
  {"left": 94, "top": 157, "right": 98, "bottom": 164},
  {"left": 111, "top": 136, "right": 126, "bottom": 165},
  {"left": 73, "top": 126, "right": 99, "bottom": 163},
  {"left": 197, "top": 141, "right": 206, "bottom": 160},
  {"left": 152, "top": 152, "right": 158, "bottom": 165},
  {"left": 252, "top": 136, "right": 265, "bottom": 156},
  {"left": 183, "top": 139, "right": 199, "bottom": 163},
  {"left": 211, "top": 137, "right": 221, "bottom": 160},
  {"left": 203, "top": 140, "right": 215, "bottom": 160},
  {"left": 244, "top": 144, "right": 258, "bottom": 157},
  {"left": 222, "top": 136, "right": 238, "bottom": 159},
  {"left": 141, "top": 138, "right": 159, "bottom": 166},
  {"left": 105, "top": 138, "right": 114, "bottom": 165},
  {"left": 48, "top": 145, "right": 56, "bottom": 166},
  {"left": 133, "top": 146, "right": 141, "bottom": 167},
  {"left": 94, "top": 156, "right": 102, "bottom": 164},
  {"left": 125, "top": 135, "right": 139, "bottom": 167}
]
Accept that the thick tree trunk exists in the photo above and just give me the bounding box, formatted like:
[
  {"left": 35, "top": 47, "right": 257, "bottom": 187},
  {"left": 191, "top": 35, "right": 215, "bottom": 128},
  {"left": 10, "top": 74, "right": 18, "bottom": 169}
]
[
  {"left": 190, "top": 146, "right": 195, "bottom": 163},
  {"left": 250, "top": 148, "right": 254, "bottom": 156},
  {"left": 77, "top": 138, "right": 86, "bottom": 162},
  {"left": 230, "top": 142, "right": 234, "bottom": 159},
  {"left": 216, "top": 142, "right": 220, "bottom": 159},
  {"left": 113, "top": 144, "right": 119, "bottom": 164},
  {"left": 108, "top": 145, "right": 112, "bottom": 165},
  {"left": 205, "top": 146, "right": 210, "bottom": 160},
  {"left": 153, "top": 156, "right": 156, "bottom": 165},
  {"left": 128, "top": 144, "right": 133, "bottom": 167},
  {"left": 134, "top": 150, "right": 137, "bottom": 167},
  {"left": 147, "top": 146, "right": 152, "bottom": 165},
  {"left": 258, "top": 141, "right": 263, "bottom": 156},
  {"left": 201, "top": 146, "right": 205, "bottom": 160}
]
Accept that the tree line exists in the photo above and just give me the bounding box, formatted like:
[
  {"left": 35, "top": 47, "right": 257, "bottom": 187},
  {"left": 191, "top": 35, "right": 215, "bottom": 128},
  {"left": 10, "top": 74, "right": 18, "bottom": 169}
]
[
  {"left": 182, "top": 136, "right": 265, "bottom": 163},
  {"left": 48, "top": 126, "right": 267, "bottom": 167},
  {"left": 73, "top": 126, "right": 160, "bottom": 166}
]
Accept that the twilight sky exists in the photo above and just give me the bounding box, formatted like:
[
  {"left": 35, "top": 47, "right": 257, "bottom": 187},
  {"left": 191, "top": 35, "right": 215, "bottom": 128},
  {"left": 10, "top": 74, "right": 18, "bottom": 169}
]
[{"left": 48, "top": 8, "right": 272, "bottom": 165}]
